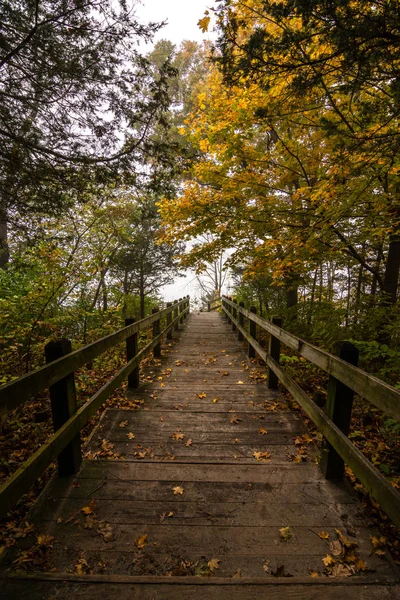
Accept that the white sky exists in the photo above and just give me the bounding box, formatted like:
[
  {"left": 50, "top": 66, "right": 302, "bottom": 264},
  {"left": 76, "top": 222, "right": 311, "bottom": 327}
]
[
  {"left": 136, "top": 0, "right": 216, "bottom": 47},
  {"left": 134, "top": 1, "right": 223, "bottom": 303}
]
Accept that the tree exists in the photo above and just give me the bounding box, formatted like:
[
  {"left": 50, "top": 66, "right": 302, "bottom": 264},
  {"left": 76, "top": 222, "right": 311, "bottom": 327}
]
[
  {"left": 211, "top": 0, "right": 400, "bottom": 305},
  {"left": 0, "top": 0, "right": 176, "bottom": 266},
  {"left": 112, "top": 199, "right": 183, "bottom": 319}
]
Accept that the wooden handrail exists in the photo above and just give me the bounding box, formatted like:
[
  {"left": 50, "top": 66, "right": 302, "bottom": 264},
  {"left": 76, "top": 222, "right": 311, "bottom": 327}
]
[
  {"left": 0, "top": 297, "right": 189, "bottom": 417},
  {"left": 222, "top": 296, "right": 400, "bottom": 421},
  {"left": 0, "top": 296, "right": 190, "bottom": 518},
  {"left": 221, "top": 296, "right": 400, "bottom": 528}
]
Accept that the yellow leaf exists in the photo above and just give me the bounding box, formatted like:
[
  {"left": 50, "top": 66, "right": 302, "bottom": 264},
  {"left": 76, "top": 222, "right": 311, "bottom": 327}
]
[
  {"left": 355, "top": 559, "right": 367, "bottom": 572},
  {"left": 208, "top": 557, "right": 220, "bottom": 572},
  {"left": 135, "top": 534, "right": 148, "bottom": 549},
  {"left": 81, "top": 498, "right": 96, "bottom": 515},
  {"left": 119, "top": 420, "right": 128, "bottom": 428},
  {"left": 322, "top": 554, "right": 335, "bottom": 567},
  {"left": 310, "top": 571, "right": 319, "bottom": 578},
  {"left": 318, "top": 531, "right": 329, "bottom": 540},
  {"left": 259, "top": 428, "right": 268, "bottom": 435},
  {"left": 172, "top": 431, "right": 185, "bottom": 441},
  {"left": 197, "top": 392, "right": 207, "bottom": 398},
  {"left": 237, "top": 381, "right": 244, "bottom": 385},
  {"left": 127, "top": 432, "right": 135, "bottom": 439},
  {"left": 253, "top": 451, "right": 271, "bottom": 462},
  {"left": 279, "top": 526, "right": 292, "bottom": 541},
  {"left": 173, "top": 486, "right": 184, "bottom": 496}
]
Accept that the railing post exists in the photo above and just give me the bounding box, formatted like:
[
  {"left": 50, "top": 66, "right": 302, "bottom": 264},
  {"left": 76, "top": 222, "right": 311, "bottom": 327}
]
[
  {"left": 208, "top": 301, "right": 211, "bottom": 312},
  {"left": 184, "top": 295, "right": 189, "bottom": 319},
  {"left": 152, "top": 307, "right": 161, "bottom": 358},
  {"left": 45, "top": 339, "right": 82, "bottom": 476},
  {"left": 179, "top": 298, "right": 184, "bottom": 325},
  {"left": 221, "top": 295, "right": 227, "bottom": 320},
  {"left": 174, "top": 299, "right": 179, "bottom": 330},
  {"left": 320, "top": 341, "right": 359, "bottom": 479},
  {"left": 125, "top": 318, "right": 139, "bottom": 388},
  {"left": 232, "top": 298, "right": 237, "bottom": 332},
  {"left": 167, "top": 302, "right": 173, "bottom": 340},
  {"left": 238, "top": 301, "right": 245, "bottom": 341},
  {"left": 268, "top": 316, "right": 282, "bottom": 390},
  {"left": 248, "top": 306, "right": 257, "bottom": 359}
]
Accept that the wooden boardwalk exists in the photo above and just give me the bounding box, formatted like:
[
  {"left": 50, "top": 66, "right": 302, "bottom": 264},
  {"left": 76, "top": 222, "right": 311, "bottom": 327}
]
[{"left": 1, "top": 312, "right": 399, "bottom": 598}]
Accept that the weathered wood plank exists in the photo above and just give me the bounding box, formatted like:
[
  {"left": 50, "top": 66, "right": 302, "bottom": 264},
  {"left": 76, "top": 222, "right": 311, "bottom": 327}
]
[{"left": 1, "top": 577, "right": 397, "bottom": 600}]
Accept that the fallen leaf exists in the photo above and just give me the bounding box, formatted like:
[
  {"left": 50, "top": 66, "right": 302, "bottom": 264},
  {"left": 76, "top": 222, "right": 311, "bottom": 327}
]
[
  {"left": 212, "top": 397, "right": 218, "bottom": 403},
  {"left": 330, "top": 563, "right": 352, "bottom": 577},
  {"left": 279, "top": 526, "right": 292, "bottom": 542},
  {"left": 36, "top": 534, "right": 54, "bottom": 547},
  {"left": 172, "top": 431, "right": 185, "bottom": 441},
  {"left": 197, "top": 393, "right": 207, "bottom": 399},
  {"left": 322, "top": 554, "right": 336, "bottom": 567},
  {"left": 237, "top": 381, "right": 244, "bottom": 385},
  {"left": 127, "top": 432, "right": 135, "bottom": 439},
  {"left": 119, "top": 420, "right": 128, "bottom": 428},
  {"left": 75, "top": 557, "right": 90, "bottom": 574},
  {"left": 173, "top": 486, "right": 184, "bottom": 496},
  {"left": 263, "top": 559, "right": 270, "bottom": 573},
  {"left": 253, "top": 451, "right": 271, "bottom": 462},
  {"left": 318, "top": 531, "right": 329, "bottom": 540},
  {"left": 230, "top": 414, "right": 242, "bottom": 424},
  {"left": 84, "top": 514, "right": 96, "bottom": 529},
  {"left": 185, "top": 439, "right": 193, "bottom": 447},
  {"left": 309, "top": 571, "right": 319, "bottom": 578},
  {"left": 97, "top": 523, "right": 114, "bottom": 542},
  {"left": 135, "top": 534, "right": 148, "bottom": 549},
  {"left": 335, "top": 529, "right": 358, "bottom": 550},
  {"left": 81, "top": 498, "right": 96, "bottom": 515},
  {"left": 259, "top": 428, "right": 268, "bottom": 435},
  {"left": 207, "top": 558, "right": 220, "bottom": 572},
  {"left": 159, "top": 512, "right": 174, "bottom": 522},
  {"left": 354, "top": 559, "right": 367, "bottom": 572},
  {"left": 330, "top": 539, "right": 343, "bottom": 557}
]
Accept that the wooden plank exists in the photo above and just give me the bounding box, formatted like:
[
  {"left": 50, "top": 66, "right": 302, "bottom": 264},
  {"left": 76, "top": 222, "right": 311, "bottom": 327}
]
[
  {"left": 28, "top": 498, "right": 368, "bottom": 528},
  {"left": 77, "top": 461, "right": 324, "bottom": 483},
  {"left": 1, "top": 576, "right": 397, "bottom": 600},
  {"left": 38, "top": 478, "right": 360, "bottom": 505}
]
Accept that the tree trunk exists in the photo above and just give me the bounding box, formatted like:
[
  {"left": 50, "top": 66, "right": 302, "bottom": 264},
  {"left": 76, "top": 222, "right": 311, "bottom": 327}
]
[
  {"left": 381, "top": 231, "right": 400, "bottom": 306},
  {"left": 308, "top": 268, "right": 318, "bottom": 327},
  {"left": 0, "top": 205, "right": 9, "bottom": 268},
  {"left": 139, "top": 268, "right": 145, "bottom": 319}
]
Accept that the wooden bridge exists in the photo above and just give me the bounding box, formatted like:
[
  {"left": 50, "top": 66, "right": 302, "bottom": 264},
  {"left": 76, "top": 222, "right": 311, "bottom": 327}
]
[{"left": 0, "top": 298, "right": 399, "bottom": 598}]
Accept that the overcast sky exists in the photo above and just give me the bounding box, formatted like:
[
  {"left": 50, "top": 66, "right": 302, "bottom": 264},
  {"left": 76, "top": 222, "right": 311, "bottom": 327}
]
[{"left": 136, "top": 0, "right": 216, "bottom": 47}]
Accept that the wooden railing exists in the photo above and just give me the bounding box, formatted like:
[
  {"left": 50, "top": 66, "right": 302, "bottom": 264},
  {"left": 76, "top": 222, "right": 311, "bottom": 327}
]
[
  {"left": 207, "top": 297, "right": 222, "bottom": 312},
  {"left": 221, "top": 295, "right": 400, "bottom": 528},
  {"left": 0, "top": 296, "right": 190, "bottom": 519}
]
